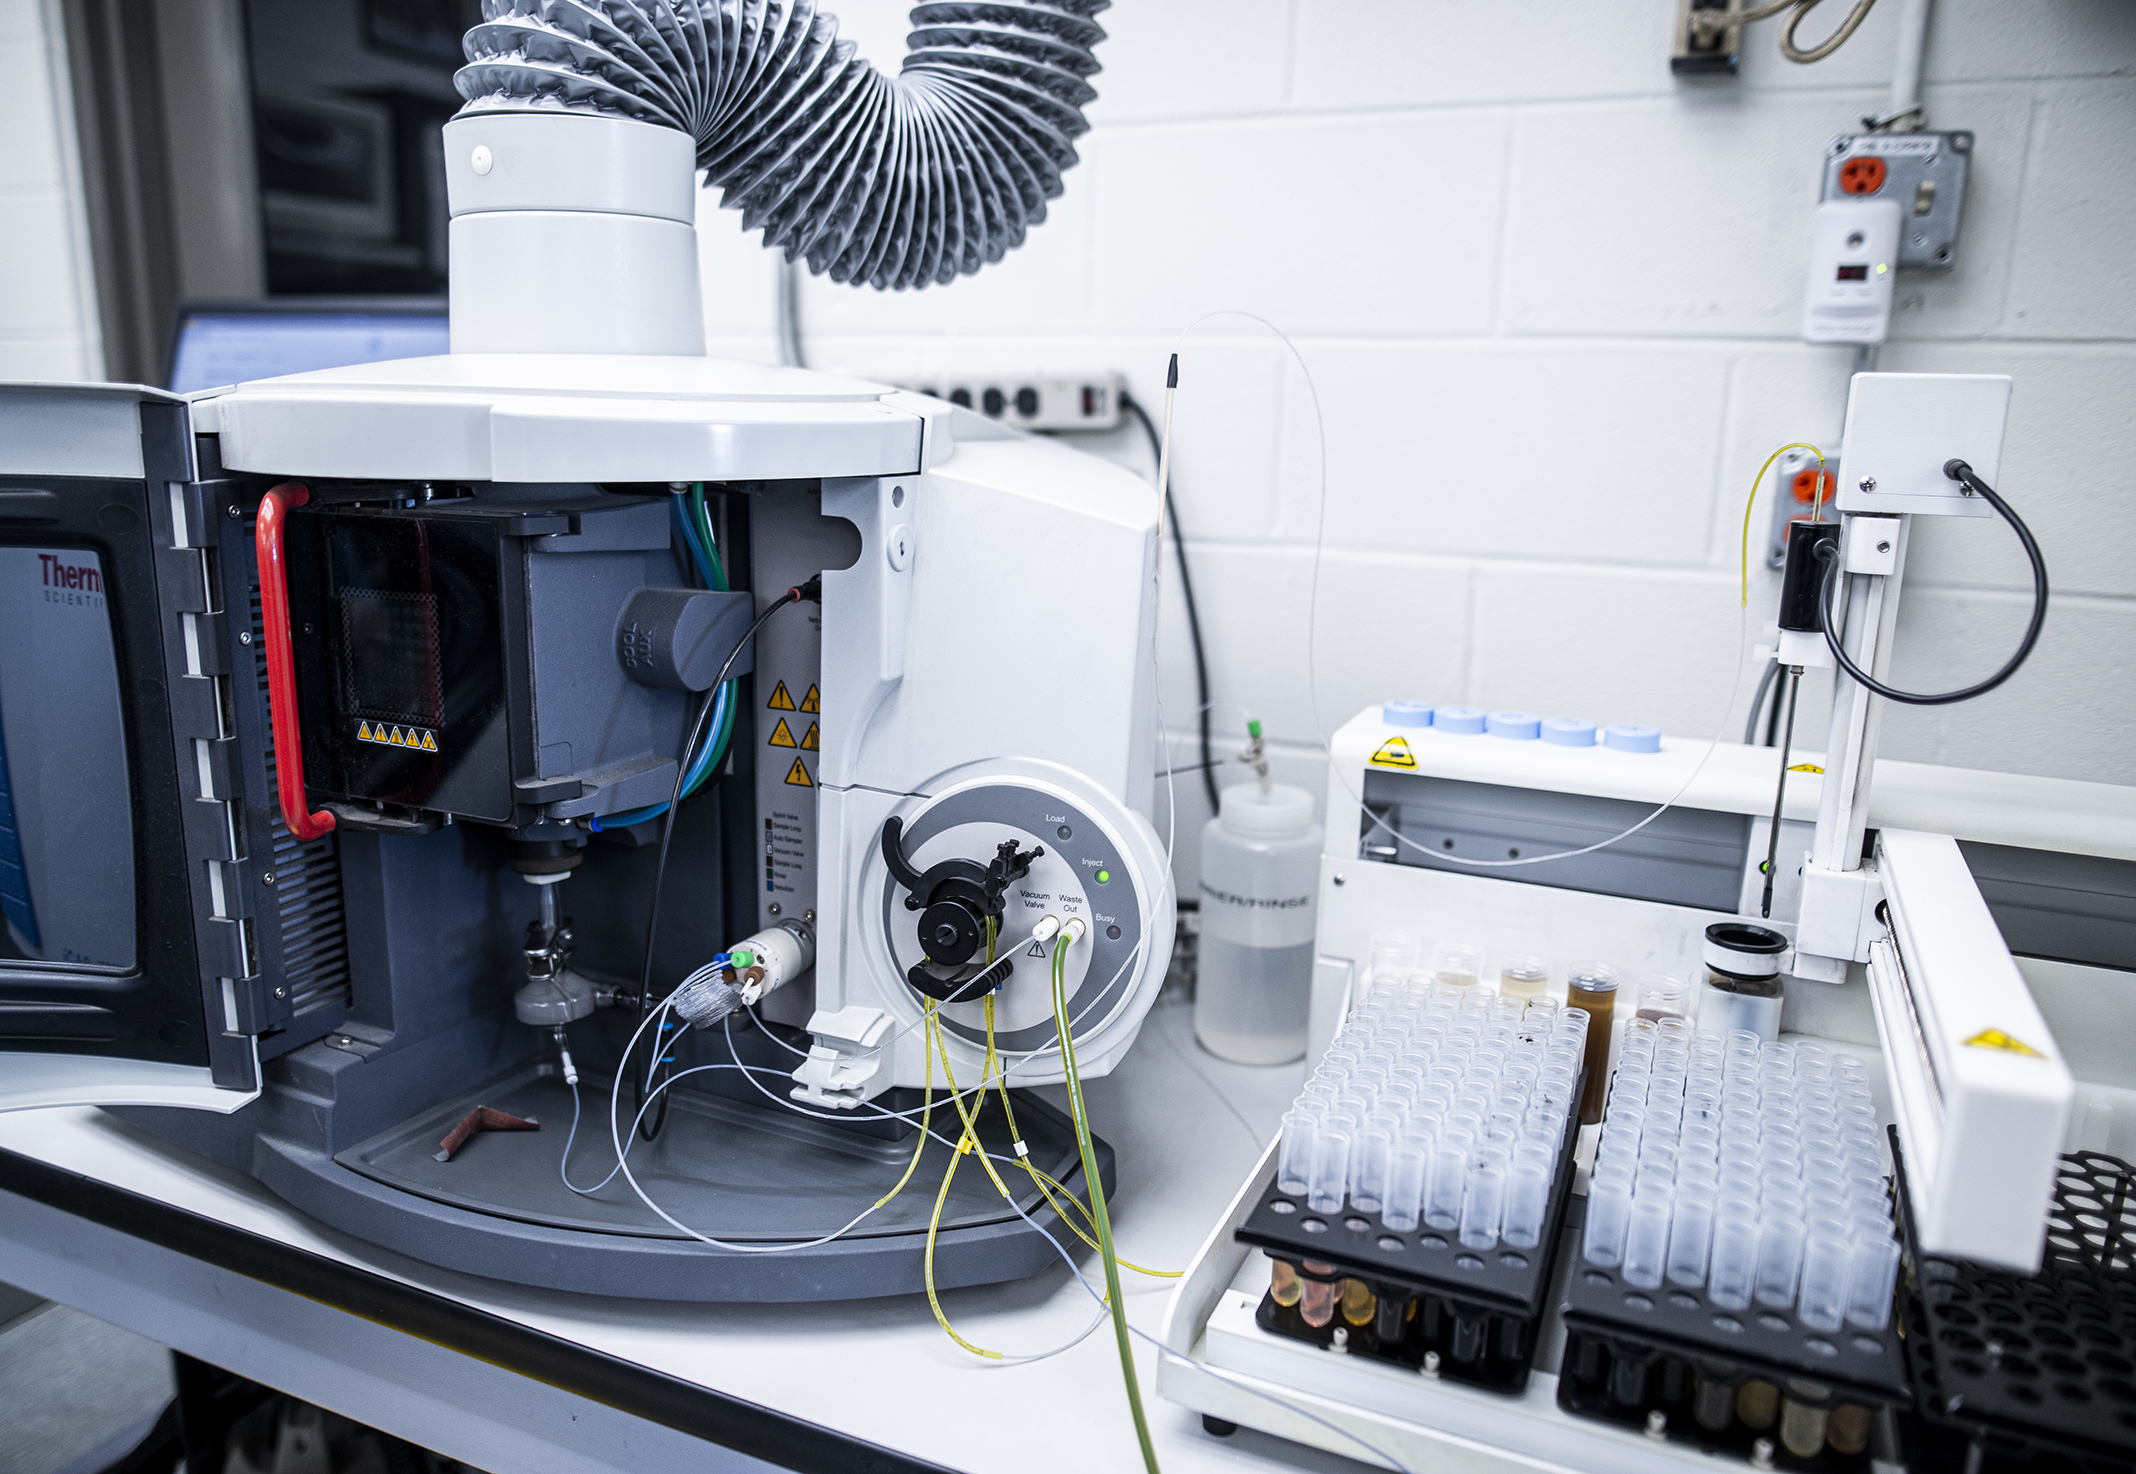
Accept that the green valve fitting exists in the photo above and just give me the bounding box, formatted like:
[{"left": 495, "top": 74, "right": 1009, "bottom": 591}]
[{"left": 1247, "top": 719, "right": 1263, "bottom": 738}]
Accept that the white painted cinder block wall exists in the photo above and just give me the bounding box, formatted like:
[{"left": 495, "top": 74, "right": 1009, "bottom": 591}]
[
  {"left": 693, "top": 0, "right": 2136, "bottom": 891},
  {"left": 0, "top": 0, "right": 102, "bottom": 380}
]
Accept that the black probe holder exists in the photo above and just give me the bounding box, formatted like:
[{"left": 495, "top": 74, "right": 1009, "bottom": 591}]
[
  {"left": 1891, "top": 1132, "right": 2136, "bottom": 1473},
  {"left": 1235, "top": 1068, "right": 1583, "bottom": 1393}
]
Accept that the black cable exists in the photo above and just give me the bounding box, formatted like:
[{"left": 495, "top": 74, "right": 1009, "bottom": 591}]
[
  {"left": 1816, "top": 460, "right": 2048, "bottom": 707},
  {"left": 1119, "top": 391, "right": 1218, "bottom": 815},
  {"left": 633, "top": 580, "right": 817, "bottom": 1140}
]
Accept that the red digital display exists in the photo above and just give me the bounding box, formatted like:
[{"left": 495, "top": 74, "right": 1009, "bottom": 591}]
[{"left": 1836, "top": 264, "right": 1870, "bottom": 281}]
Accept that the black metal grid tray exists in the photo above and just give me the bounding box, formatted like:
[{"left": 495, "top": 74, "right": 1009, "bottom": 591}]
[
  {"left": 1235, "top": 1068, "right": 1583, "bottom": 1391},
  {"left": 1892, "top": 1131, "right": 2136, "bottom": 1472}
]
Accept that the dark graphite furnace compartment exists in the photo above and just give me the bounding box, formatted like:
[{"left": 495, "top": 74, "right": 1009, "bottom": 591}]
[{"left": 280, "top": 489, "right": 754, "bottom": 831}]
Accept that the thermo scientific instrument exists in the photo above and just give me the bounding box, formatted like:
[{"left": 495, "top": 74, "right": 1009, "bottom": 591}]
[{"left": 0, "top": 0, "right": 1180, "bottom": 1304}]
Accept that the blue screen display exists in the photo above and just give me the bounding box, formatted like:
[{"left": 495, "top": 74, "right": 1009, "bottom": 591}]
[{"left": 168, "top": 312, "right": 450, "bottom": 394}]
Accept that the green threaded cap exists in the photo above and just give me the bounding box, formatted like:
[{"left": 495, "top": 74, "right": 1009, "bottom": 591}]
[{"left": 1247, "top": 719, "right": 1263, "bottom": 739}]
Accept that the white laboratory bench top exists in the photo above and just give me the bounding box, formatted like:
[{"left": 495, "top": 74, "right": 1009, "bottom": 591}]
[{"left": 0, "top": 1000, "right": 1380, "bottom": 1474}]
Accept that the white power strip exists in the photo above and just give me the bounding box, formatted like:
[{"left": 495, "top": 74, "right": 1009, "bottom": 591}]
[{"left": 891, "top": 371, "right": 1123, "bottom": 431}]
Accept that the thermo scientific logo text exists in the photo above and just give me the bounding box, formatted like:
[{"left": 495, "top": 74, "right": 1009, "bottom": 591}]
[
  {"left": 39, "top": 554, "right": 103, "bottom": 597},
  {"left": 1201, "top": 885, "right": 1311, "bottom": 910}
]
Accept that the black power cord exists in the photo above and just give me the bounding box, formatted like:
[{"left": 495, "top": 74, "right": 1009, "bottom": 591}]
[
  {"left": 1816, "top": 460, "right": 2048, "bottom": 706},
  {"left": 1119, "top": 391, "right": 1219, "bottom": 816},
  {"left": 634, "top": 579, "right": 818, "bottom": 1140}
]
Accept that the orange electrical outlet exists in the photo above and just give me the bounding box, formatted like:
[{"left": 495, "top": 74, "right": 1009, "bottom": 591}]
[
  {"left": 1791, "top": 467, "right": 1837, "bottom": 504},
  {"left": 1838, "top": 155, "right": 1888, "bottom": 194}
]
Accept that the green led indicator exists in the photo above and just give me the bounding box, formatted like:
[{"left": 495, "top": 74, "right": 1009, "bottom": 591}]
[{"left": 1095, "top": 869, "right": 1110, "bottom": 884}]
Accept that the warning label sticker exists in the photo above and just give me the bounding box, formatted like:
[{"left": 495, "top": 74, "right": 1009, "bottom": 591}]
[
  {"left": 799, "top": 684, "right": 820, "bottom": 714},
  {"left": 799, "top": 722, "right": 819, "bottom": 751},
  {"left": 1963, "top": 1028, "right": 2046, "bottom": 1059},
  {"left": 768, "top": 717, "right": 797, "bottom": 748},
  {"left": 1026, "top": 940, "right": 1047, "bottom": 958},
  {"left": 783, "top": 757, "right": 813, "bottom": 788},
  {"left": 767, "top": 681, "right": 796, "bottom": 711},
  {"left": 1788, "top": 763, "right": 1825, "bottom": 773},
  {"left": 356, "top": 721, "right": 437, "bottom": 751},
  {"left": 1369, "top": 736, "right": 1417, "bottom": 769}
]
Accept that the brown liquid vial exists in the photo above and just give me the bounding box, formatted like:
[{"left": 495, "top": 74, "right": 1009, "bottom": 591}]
[
  {"left": 1736, "top": 1379, "right": 1779, "bottom": 1430},
  {"left": 1779, "top": 1398, "right": 1829, "bottom": 1458},
  {"left": 1299, "top": 1259, "right": 1337, "bottom": 1328},
  {"left": 1567, "top": 961, "right": 1619, "bottom": 1125},
  {"left": 1270, "top": 1258, "right": 1302, "bottom": 1308},
  {"left": 1826, "top": 1403, "right": 1872, "bottom": 1455},
  {"left": 1340, "top": 1278, "right": 1377, "bottom": 1327}
]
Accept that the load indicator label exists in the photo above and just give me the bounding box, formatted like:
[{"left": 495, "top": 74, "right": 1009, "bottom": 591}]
[{"left": 1369, "top": 736, "right": 1417, "bottom": 769}]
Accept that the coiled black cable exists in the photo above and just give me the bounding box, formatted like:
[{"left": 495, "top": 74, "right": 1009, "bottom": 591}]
[{"left": 1816, "top": 460, "right": 2048, "bottom": 706}]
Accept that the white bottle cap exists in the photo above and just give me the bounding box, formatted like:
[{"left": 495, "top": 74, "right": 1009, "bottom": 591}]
[{"left": 1218, "top": 782, "right": 1314, "bottom": 838}]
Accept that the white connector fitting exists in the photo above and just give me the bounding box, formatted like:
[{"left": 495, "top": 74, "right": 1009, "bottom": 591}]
[
  {"left": 1029, "top": 915, "right": 1061, "bottom": 946},
  {"left": 1062, "top": 916, "right": 1089, "bottom": 945},
  {"left": 727, "top": 921, "right": 815, "bottom": 1004}
]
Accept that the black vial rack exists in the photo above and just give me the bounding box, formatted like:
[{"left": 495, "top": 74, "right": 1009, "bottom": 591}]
[
  {"left": 1558, "top": 1255, "right": 1914, "bottom": 1470},
  {"left": 1236, "top": 1070, "right": 1583, "bottom": 1394},
  {"left": 1892, "top": 1133, "right": 2136, "bottom": 1473}
]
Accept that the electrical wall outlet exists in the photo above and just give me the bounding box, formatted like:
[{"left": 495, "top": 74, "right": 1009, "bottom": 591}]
[
  {"left": 1820, "top": 131, "right": 1972, "bottom": 271},
  {"left": 897, "top": 372, "right": 1123, "bottom": 431},
  {"left": 1767, "top": 447, "right": 1839, "bottom": 570}
]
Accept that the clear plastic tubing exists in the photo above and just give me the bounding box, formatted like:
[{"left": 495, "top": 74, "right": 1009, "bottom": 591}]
[
  {"left": 1623, "top": 1188, "right": 1673, "bottom": 1289},
  {"left": 1666, "top": 1188, "right": 1716, "bottom": 1287},
  {"left": 1844, "top": 1233, "right": 1902, "bottom": 1330},
  {"left": 1277, "top": 1110, "right": 1316, "bottom": 1196},
  {"left": 1308, "top": 1127, "right": 1351, "bottom": 1215},
  {"left": 1797, "top": 1223, "right": 1852, "bottom": 1332},
  {"left": 1754, "top": 1210, "right": 1807, "bottom": 1308},
  {"left": 1383, "top": 1144, "right": 1428, "bottom": 1233},
  {"left": 1708, "top": 1197, "right": 1760, "bottom": 1309},
  {"left": 1460, "top": 1159, "right": 1507, "bottom": 1248},
  {"left": 1503, "top": 1152, "right": 1551, "bottom": 1249},
  {"left": 1424, "top": 1136, "right": 1470, "bottom": 1231}
]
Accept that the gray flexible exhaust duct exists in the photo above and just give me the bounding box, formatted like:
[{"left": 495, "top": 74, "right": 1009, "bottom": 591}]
[{"left": 455, "top": 0, "right": 1108, "bottom": 293}]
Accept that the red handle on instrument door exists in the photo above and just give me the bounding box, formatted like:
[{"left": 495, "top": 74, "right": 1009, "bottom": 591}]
[{"left": 256, "top": 483, "right": 335, "bottom": 841}]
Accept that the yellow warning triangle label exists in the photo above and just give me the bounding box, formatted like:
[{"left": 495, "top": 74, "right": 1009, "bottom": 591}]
[
  {"left": 1369, "top": 736, "right": 1417, "bottom": 769},
  {"left": 358, "top": 722, "right": 373, "bottom": 742},
  {"left": 767, "top": 681, "right": 796, "bottom": 711},
  {"left": 1963, "top": 1028, "right": 2045, "bottom": 1058},
  {"left": 783, "top": 757, "right": 813, "bottom": 788},
  {"left": 389, "top": 727, "right": 406, "bottom": 746},
  {"left": 799, "top": 684, "right": 820, "bottom": 714},
  {"left": 799, "top": 722, "right": 819, "bottom": 751},
  {"left": 420, "top": 731, "right": 438, "bottom": 751},
  {"left": 1788, "top": 762, "right": 1824, "bottom": 773},
  {"left": 768, "top": 717, "right": 797, "bottom": 748}
]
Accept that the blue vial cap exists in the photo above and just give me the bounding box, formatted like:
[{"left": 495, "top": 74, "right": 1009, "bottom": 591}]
[
  {"left": 1541, "top": 716, "right": 1597, "bottom": 747},
  {"left": 1433, "top": 705, "right": 1486, "bottom": 735},
  {"left": 1382, "top": 699, "right": 1434, "bottom": 728},
  {"left": 1604, "top": 722, "right": 1662, "bottom": 754},
  {"left": 1485, "top": 709, "right": 1541, "bottom": 741}
]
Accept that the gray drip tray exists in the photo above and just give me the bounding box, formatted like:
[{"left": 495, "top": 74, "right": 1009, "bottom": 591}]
[{"left": 335, "top": 1062, "right": 1095, "bottom": 1244}]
